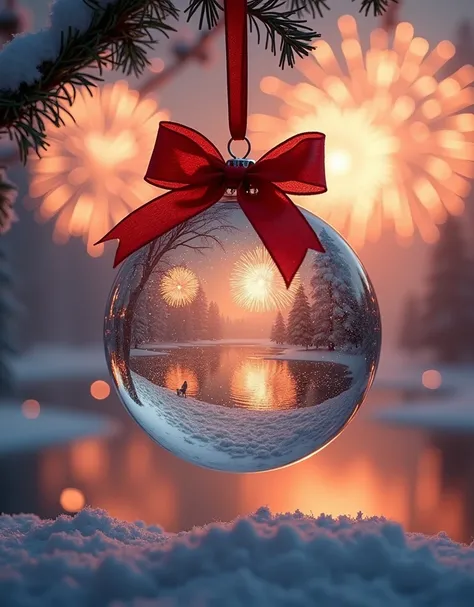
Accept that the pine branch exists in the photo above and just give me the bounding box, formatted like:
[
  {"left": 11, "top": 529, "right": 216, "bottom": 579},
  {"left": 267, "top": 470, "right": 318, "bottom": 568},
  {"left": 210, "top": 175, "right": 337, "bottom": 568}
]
[
  {"left": 248, "top": 0, "right": 320, "bottom": 68},
  {"left": 0, "top": 0, "right": 178, "bottom": 163},
  {"left": 185, "top": 0, "right": 320, "bottom": 68},
  {"left": 355, "top": 0, "right": 398, "bottom": 16},
  {"left": 288, "top": 0, "right": 397, "bottom": 16},
  {"left": 0, "top": 169, "right": 17, "bottom": 235}
]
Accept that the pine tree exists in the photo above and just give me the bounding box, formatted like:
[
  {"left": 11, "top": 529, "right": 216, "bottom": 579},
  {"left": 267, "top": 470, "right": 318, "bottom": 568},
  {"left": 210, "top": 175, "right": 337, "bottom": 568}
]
[
  {"left": 166, "top": 305, "right": 193, "bottom": 342},
  {"left": 310, "top": 228, "right": 360, "bottom": 351},
  {"left": 191, "top": 283, "right": 208, "bottom": 341},
  {"left": 0, "top": 243, "right": 16, "bottom": 398},
  {"left": 399, "top": 293, "right": 421, "bottom": 352},
  {"left": 271, "top": 311, "right": 287, "bottom": 344},
  {"left": 131, "top": 295, "right": 149, "bottom": 348},
  {"left": 419, "top": 215, "right": 474, "bottom": 362},
  {"left": 207, "top": 301, "right": 222, "bottom": 340},
  {"left": 287, "top": 284, "right": 313, "bottom": 349}
]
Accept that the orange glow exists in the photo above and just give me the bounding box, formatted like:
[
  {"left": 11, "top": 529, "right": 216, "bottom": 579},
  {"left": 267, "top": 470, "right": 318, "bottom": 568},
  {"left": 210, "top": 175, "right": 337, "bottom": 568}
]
[
  {"left": 90, "top": 380, "right": 111, "bottom": 400},
  {"left": 422, "top": 369, "right": 442, "bottom": 389},
  {"left": 160, "top": 266, "right": 199, "bottom": 307},
  {"left": 70, "top": 439, "right": 109, "bottom": 482},
  {"left": 21, "top": 399, "right": 40, "bottom": 419},
  {"left": 230, "top": 359, "right": 297, "bottom": 410},
  {"left": 60, "top": 488, "right": 86, "bottom": 512},
  {"left": 250, "top": 16, "right": 474, "bottom": 247},
  {"left": 28, "top": 80, "right": 169, "bottom": 256},
  {"left": 164, "top": 365, "right": 199, "bottom": 397},
  {"left": 415, "top": 447, "right": 441, "bottom": 514},
  {"left": 230, "top": 246, "right": 300, "bottom": 312}
]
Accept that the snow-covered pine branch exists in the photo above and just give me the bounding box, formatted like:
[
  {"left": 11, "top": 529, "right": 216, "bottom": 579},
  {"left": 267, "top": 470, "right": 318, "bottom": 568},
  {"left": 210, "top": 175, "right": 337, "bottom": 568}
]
[{"left": 0, "top": 0, "right": 178, "bottom": 163}]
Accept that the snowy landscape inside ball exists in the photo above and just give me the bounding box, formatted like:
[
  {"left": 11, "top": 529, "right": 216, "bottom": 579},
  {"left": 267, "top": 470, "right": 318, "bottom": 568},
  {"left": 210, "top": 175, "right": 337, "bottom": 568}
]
[{"left": 104, "top": 203, "right": 381, "bottom": 472}]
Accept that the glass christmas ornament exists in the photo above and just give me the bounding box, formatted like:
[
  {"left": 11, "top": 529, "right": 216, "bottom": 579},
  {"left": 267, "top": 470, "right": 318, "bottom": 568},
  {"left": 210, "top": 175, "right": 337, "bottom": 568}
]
[{"left": 104, "top": 200, "right": 381, "bottom": 473}]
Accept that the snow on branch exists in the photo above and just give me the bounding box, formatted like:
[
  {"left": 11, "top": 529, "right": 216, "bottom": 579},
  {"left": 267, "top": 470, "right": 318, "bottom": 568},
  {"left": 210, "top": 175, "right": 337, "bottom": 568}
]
[
  {"left": 1, "top": 506, "right": 474, "bottom": 605},
  {"left": 0, "top": 0, "right": 178, "bottom": 162}
]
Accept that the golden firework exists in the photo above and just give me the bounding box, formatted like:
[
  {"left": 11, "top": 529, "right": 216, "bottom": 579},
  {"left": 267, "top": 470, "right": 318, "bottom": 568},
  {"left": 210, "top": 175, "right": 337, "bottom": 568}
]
[
  {"left": 28, "top": 80, "right": 169, "bottom": 256},
  {"left": 249, "top": 16, "right": 474, "bottom": 247},
  {"left": 160, "top": 266, "right": 199, "bottom": 307},
  {"left": 230, "top": 246, "right": 300, "bottom": 312}
]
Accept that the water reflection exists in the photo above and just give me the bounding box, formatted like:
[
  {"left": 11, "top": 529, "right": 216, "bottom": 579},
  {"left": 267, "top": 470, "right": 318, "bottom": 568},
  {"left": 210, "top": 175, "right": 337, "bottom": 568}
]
[
  {"left": 130, "top": 346, "right": 355, "bottom": 411},
  {"left": 164, "top": 365, "right": 199, "bottom": 398},
  {"left": 230, "top": 359, "right": 297, "bottom": 410},
  {"left": 6, "top": 367, "right": 474, "bottom": 543}
]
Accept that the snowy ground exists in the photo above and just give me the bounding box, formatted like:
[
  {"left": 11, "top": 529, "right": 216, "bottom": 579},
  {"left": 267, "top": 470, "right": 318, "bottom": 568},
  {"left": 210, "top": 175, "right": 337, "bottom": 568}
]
[
  {"left": 140, "top": 338, "right": 276, "bottom": 350},
  {"left": 1, "top": 507, "right": 474, "bottom": 607},
  {"left": 130, "top": 349, "right": 168, "bottom": 357},
  {"left": 263, "top": 347, "right": 363, "bottom": 365},
  {"left": 0, "top": 403, "right": 118, "bottom": 455},
  {"left": 125, "top": 353, "right": 368, "bottom": 472}
]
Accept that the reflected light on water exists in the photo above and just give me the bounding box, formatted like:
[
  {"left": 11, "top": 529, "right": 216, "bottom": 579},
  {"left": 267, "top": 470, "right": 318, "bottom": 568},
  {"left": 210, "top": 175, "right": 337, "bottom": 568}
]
[
  {"left": 21, "top": 399, "right": 40, "bottom": 419},
  {"left": 60, "top": 488, "right": 86, "bottom": 512},
  {"left": 241, "top": 454, "right": 409, "bottom": 523},
  {"left": 422, "top": 369, "right": 442, "bottom": 389},
  {"left": 415, "top": 446, "right": 442, "bottom": 514},
  {"left": 164, "top": 365, "right": 198, "bottom": 397},
  {"left": 230, "top": 359, "right": 297, "bottom": 410},
  {"left": 90, "top": 380, "right": 111, "bottom": 400},
  {"left": 70, "top": 439, "right": 109, "bottom": 483}
]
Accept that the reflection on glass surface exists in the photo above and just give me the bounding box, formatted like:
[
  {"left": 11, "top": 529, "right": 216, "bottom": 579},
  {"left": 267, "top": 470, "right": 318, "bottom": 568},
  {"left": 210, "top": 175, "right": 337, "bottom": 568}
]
[{"left": 104, "top": 204, "right": 381, "bottom": 472}]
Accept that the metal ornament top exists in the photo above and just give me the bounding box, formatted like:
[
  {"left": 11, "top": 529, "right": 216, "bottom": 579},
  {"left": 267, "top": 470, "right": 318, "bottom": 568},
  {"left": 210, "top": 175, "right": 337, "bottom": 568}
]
[{"left": 224, "top": 157, "right": 256, "bottom": 197}]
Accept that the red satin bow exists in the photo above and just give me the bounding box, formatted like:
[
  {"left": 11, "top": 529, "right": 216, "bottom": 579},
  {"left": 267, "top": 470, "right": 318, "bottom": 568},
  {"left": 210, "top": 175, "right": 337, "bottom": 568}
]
[{"left": 98, "top": 121, "right": 327, "bottom": 287}]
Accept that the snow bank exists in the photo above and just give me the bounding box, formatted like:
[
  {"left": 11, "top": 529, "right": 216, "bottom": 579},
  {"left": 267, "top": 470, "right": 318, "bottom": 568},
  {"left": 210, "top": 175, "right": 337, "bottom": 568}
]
[
  {"left": 1, "top": 507, "right": 474, "bottom": 606},
  {"left": 130, "top": 349, "right": 168, "bottom": 357},
  {"left": 374, "top": 396, "right": 474, "bottom": 433},
  {"left": 14, "top": 343, "right": 108, "bottom": 383},
  {"left": 126, "top": 360, "right": 367, "bottom": 472},
  {"left": 140, "top": 338, "right": 276, "bottom": 350},
  {"left": 0, "top": 403, "right": 118, "bottom": 455}
]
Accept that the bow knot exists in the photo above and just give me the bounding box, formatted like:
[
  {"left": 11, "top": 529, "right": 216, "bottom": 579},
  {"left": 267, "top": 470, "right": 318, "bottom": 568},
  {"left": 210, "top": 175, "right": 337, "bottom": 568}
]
[
  {"left": 97, "top": 121, "right": 327, "bottom": 287},
  {"left": 223, "top": 164, "right": 254, "bottom": 193}
]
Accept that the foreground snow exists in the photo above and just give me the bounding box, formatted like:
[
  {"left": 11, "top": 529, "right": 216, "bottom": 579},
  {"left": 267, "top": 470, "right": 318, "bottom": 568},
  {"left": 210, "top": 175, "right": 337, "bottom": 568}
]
[
  {"left": 1, "top": 507, "right": 474, "bottom": 606},
  {"left": 126, "top": 358, "right": 367, "bottom": 472}
]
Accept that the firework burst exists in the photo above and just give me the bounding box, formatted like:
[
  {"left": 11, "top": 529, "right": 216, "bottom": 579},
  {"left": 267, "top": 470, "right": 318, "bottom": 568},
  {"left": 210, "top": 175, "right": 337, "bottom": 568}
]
[
  {"left": 230, "top": 247, "right": 300, "bottom": 312},
  {"left": 28, "top": 80, "right": 169, "bottom": 256},
  {"left": 249, "top": 16, "right": 474, "bottom": 246},
  {"left": 160, "top": 266, "right": 199, "bottom": 307}
]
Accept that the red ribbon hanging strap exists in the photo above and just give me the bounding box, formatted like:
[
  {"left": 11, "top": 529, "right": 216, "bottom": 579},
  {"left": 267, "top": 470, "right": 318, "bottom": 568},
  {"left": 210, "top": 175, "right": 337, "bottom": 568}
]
[
  {"left": 224, "top": 0, "right": 248, "bottom": 140},
  {"left": 98, "top": 0, "right": 328, "bottom": 285},
  {"left": 98, "top": 122, "right": 327, "bottom": 287}
]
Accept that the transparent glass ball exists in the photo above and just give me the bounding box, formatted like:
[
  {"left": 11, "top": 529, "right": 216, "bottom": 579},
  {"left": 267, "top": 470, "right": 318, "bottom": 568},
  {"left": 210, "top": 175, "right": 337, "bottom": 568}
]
[{"left": 104, "top": 201, "right": 381, "bottom": 473}]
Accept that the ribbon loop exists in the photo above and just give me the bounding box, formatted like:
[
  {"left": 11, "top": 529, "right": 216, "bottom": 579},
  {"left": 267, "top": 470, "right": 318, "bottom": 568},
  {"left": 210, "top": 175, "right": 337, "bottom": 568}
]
[{"left": 98, "top": 122, "right": 327, "bottom": 286}]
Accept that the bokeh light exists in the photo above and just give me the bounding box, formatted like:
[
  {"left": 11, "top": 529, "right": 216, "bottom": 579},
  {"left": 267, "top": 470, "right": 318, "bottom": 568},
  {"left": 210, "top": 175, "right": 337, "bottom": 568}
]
[
  {"left": 250, "top": 16, "right": 474, "bottom": 247},
  {"left": 160, "top": 266, "right": 199, "bottom": 307},
  {"left": 90, "top": 380, "right": 111, "bottom": 400},
  {"left": 230, "top": 246, "right": 301, "bottom": 312},
  {"left": 28, "top": 80, "right": 169, "bottom": 256},
  {"left": 60, "top": 488, "right": 86, "bottom": 512},
  {"left": 422, "top": 369, "right": 442, "bottom": 389},
  {"left": 21, "top": 399, "right": 40, "bottom": 419}
]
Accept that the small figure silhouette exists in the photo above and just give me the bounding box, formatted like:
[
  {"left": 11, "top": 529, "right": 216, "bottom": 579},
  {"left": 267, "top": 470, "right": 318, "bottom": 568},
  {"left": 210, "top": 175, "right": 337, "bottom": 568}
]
[{"left": 177, "top": 380, "right": 188, "bottom": 398}]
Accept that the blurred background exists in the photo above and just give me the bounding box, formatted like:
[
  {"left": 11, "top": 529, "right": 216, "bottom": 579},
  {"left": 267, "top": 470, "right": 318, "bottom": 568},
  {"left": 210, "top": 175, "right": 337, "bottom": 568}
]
[{"left": 2, "top": 0, "right": 474, "bottom": 543}]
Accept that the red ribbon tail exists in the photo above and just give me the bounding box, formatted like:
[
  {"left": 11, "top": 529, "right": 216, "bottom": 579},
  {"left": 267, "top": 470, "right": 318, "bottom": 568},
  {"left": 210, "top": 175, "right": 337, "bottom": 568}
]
[
  {"left": 238, "top": 183, "right": 324, "bottom": 288},
  {"left": 96, "top": 185, "right": 225, "bottom": 267}
]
